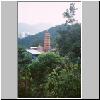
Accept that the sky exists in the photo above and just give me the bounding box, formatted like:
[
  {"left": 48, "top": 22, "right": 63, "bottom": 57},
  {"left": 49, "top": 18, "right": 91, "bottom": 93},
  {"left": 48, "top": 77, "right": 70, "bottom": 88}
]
[{"left": 18, "top": 2, "right": 81, "bottom": 35}]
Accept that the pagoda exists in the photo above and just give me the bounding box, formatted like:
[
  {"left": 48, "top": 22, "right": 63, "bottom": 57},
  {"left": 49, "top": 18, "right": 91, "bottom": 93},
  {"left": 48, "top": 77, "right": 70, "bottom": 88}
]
[{"left": 44, "top": 30, "right": 51, "bottom": 52}]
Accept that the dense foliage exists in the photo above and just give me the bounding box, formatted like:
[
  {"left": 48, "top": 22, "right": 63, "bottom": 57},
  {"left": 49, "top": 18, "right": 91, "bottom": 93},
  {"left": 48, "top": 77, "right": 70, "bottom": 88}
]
[
  {"left": 56, "top": 23, "right": 81, "bottom": 64},
  {"left": 45, "top": 65, "right": 81, "bottom": 98},
  {"left": 18, "top": 49, "right": 81, "bottom": 98},
  {"left": 18, "top": 47, "right": 32, "bottom": 97}
]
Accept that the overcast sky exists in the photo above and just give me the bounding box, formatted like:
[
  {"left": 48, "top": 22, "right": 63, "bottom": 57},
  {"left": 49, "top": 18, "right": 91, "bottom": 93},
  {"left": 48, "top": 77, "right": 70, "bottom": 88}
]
[{"left": 18, "top": 2, "right": 81, "bottom": 26}]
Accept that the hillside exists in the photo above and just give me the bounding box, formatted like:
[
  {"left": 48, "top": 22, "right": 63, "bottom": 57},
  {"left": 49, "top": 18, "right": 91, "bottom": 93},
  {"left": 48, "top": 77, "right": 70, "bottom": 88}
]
[{"left": 18, "top": 24, "right": 68, "bottom": 48}]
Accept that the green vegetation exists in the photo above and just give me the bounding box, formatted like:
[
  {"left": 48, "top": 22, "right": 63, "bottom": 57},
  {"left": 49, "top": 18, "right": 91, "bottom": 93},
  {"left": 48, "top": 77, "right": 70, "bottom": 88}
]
[
  {"left": 18, "top": 3, "right": 81, "bottom": 98},
  {"left": 18, "top": 47, "right": 32, "bottom": 97},
  {"left": 56, "top": 23, "right": 81, "bottom": 64},
  {"left": 18, "top": 50, "right": 81, "bottom": 98}
]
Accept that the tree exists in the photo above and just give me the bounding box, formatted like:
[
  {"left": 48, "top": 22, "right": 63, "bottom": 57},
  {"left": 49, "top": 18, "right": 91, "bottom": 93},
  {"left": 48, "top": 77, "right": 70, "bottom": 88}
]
[
  {"left": 30, "top": 52, "right": 65, "bottom": 84},
  {"left": 56, "top": 23, "right": 81, "bottom": 63},
  {"left": 29, "top": 52, "right": 65, "bottom": 97},
  {"left": 44, "top": 64, "right": 81, "bottom": 98},
  {"left": 63, "top": 3, "right": 78, "bottom": 25},
  {"left": 18, "top": 47, "right": 32, "bottom": 97}
]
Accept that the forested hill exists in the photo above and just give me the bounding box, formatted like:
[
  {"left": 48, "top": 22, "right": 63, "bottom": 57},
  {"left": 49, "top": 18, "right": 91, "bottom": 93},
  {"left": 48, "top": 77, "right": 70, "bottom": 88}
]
[
  {"left": 18, "top": 23, "right": 81, "bottom": 49},
  {"left": 18, "top": 24, "right": 67, "bottom": 48}
]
